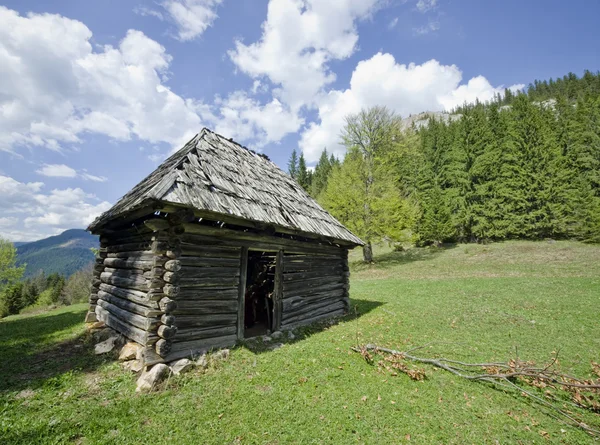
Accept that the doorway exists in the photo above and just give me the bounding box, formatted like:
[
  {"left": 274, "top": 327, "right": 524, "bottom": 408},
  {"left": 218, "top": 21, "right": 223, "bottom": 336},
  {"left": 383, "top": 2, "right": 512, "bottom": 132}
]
[{"left": 244, "top": 250, "right": 276, "bottom": 337}]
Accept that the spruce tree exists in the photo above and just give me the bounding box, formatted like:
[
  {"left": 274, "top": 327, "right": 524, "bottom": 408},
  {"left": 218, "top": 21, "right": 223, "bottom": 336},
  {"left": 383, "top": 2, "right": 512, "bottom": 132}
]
[
  {"left": 297, "top": 153, "right": 311, "bottom": 191},
  {"left": 287, "top": 149, "right": 299, "bottom": 179}
]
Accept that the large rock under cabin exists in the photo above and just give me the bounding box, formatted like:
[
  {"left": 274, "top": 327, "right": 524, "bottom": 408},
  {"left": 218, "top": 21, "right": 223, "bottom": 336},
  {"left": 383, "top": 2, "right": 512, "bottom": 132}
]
[{"left": 86, "top": 128, "right": 363, "bottom": 365}]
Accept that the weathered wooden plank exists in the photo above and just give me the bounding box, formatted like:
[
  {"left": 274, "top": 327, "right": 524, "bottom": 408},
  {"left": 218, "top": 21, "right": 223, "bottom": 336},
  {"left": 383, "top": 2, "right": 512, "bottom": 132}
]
[
  {"left": 178, "top": 278, "right": 240, "bottom": 288},
  {"left": 100, "top": 273, "right": 148, "bottom": 292},
  {"left": 106, "top": 251, "right": 154, "bottom": 259},
  {"left": 179, "top": 257, "right": 241, "bottom": 268},
  {"left": 168, "top": 334, "right": 238, "bottom": 355},
  {"left": 282, "top": 291, "right": 344, "bottom": 313},
  {"left": 173, "top": 314, "right": 237, "bottom": 328},
  {"left": 98, "top": 283, "right": 152, "bottom": 304},
  {"left": 95, "top": 306, "right": 158, "bottom": 346},
  {"left": 272, "top": 250, "right": 283, "bottom": 331},
  {"left": 176, "top": 287, "right": 238, "bottom": 300},
  {"left": 97, "top": 298, "right": 161, "bottom": 331},
  {"left": 283, "top": 278, "right": 344, "bottom": 293},
  {"left": 180, "top": 244, "right": 241, "bottom": 258},
  {"left": 103, "top": 257, "right": 154, "bottom": 271},
  {"left": 281, "top": 308, "right": 346, "bottom": 331},
  {"left": 179, "top": 266, "right": 239, "bottom": 278},
  {"left": 180, "top": 228, "right": 344, "bottom": 256},
  {"left": 100, "top": 233, "right": 153, "bottom": 247},
  {"left": 106, "top": 242, "right": 152, "bottom": 253},
  {"left": 237, "top": 246, "right": 248, "bottom": 339},
  {"left": 174, "top": 325, "right": 237, "bottom": 342},
  {"left": 97, "top": 290, "right": 162, "bottom": 317},
  {"left": 103, "top": 267, "right": 149, "bottom": 279},
  {"left": 283, "top": 269, "right": 343, "bottom": 281},
  {"left": 173, "top": 299, "right": 238, "bottom": 314},
  {"left": 282, "top": 299, "right": 346, "bottom": 323}
]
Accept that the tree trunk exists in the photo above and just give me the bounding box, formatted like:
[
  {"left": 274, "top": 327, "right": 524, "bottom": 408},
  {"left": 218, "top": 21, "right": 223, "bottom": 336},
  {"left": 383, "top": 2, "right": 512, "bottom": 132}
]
[{"left": 362, "top": 242, "right": 373, "bottom": 263}]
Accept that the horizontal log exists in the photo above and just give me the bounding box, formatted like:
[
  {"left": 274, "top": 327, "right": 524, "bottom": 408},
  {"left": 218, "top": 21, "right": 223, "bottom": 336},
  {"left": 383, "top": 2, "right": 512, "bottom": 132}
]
[
  {"left": 283, "top": 269, "right": 343, "bottom": 282},
  {"left": 98, "top": 283, "right": 157, "bottom": 306},
  {"left": 106, "top": 242, "right": 152, "bottom": 253},
  {"left": 97, "top": 298, "right": 161, "bottom": 331},
  {"left": 157, "top": 324, "right": 178, "bottom": 340},
  {"left": 144, "top": 218, "right": 171, "bottom": 232},
  {"left": 180, "top": 229, "right": 344, "bottom": 256},
  {"left": 100, "top": 273, "right": 149, "bottom": 292},
  {"left": 179, "top": 257, "right": 241, "bottom": 268},
  {"left": 282, "top": 299, "right": 346, "bottom": 323},
  {"left": 95, "top": 306, "right": 158, "bottom": 346},
  {"left": 281, "top": 308, "right": 347, "bottom": 330},
  {"left": 164, "top": 260, "right": 181, "bottom": 272},
  {"left": 179, "top": 267, "right": 239, "bottom": 279},
  {"left": 173, "top": 314, "right": 237, "bottom": 329},
  {"left": 97, "top": 290, "right": 161, "bottom": 317},
  {"left": 282, "top": 291, "right": 344, "bottom": 312},
  {"left": 174, "top": 325, "right": 237, "bottom": 342},
  {"left": 151, "top": 241, "right": 170, "bottom": 254},
  {"left": 283, "top": 278, "right": 344, "bottom": 293},
  {"left": 102, "top": 267, "right": 150, "bottom": 280},
  {"left": 155, "top": 339, "right": 172, "bottom": 357},
  {"left": 166, "top": 248, "right": 181, "bottom": 259},
  {"left": 161, "top": 314, "right": 176, "bottom": 326},
  {"left": 106, "top": 251, "right": 154, "bottom": 259},
  {"left": 180, "top": 244, "right": 241, "bottom": 258},
  {"left": 168, "top": 334, "right": 237, "bottom": 355},
  {"left": 159, "top": 297, "right": 178, "bottom": 313},
  {"left": 172, "top": 299, "right": 238, "bottom": 315},
  {"left": 163, "top": 271, "right": 180, "bottom": 284},
  {"left": 104, "top": 257, "right": 154, "bottom": 271},
  {"left": 283, "top": 262, "right": 344, "bottom": 273},
  {"left": 100, "top": 234, "right": 153, "bottom": 247},
  {"left": 178, "top": 278, "right": 240, "bottom": 289},
  {"left": 163, "top": 284, "right": 179, "bottom": 297},
  {"left": 175, "top": 288, "right": 238, "bottom": 300}
]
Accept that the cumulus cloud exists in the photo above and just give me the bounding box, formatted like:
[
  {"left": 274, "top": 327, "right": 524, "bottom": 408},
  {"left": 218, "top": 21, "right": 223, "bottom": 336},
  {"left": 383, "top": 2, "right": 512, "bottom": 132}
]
[
  {"left": 299, "top": 52, "right": 524, "bottom": 162},
  {"left": 0, "top": 7, "right": 202, "bottom": 153},
  {"left": 36, "top": 164, "right": 77, "bottom": 178},
  {"left": 414, "top": 20, "right": 440, "bottom": 35},
  {"left": 0, "top": 175, "right": 111, "bottom": 241},
  {"left": 162, "top": 0, "right": 223, "bottom": 41},
  {"left": 229, "top": 0, "right": 383, "bottom": 111},
  {"left": 36, "top": 164, "right": 108, "bottom": 182}
]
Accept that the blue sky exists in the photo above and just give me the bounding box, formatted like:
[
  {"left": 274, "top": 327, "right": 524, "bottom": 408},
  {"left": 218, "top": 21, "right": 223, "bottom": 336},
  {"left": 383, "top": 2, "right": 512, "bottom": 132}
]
[{"left": 1, "top": 0, "right": 599, "bottom": 241}]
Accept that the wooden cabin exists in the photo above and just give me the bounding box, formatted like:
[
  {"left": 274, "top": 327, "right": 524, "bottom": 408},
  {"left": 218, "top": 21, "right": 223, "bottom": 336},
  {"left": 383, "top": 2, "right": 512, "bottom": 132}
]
[{"left": 86, "top": 128, "right": 363, "bottom": 365}]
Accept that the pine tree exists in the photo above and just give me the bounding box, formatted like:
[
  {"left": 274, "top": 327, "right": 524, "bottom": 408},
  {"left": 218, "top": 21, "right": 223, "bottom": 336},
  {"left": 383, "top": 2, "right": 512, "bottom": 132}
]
[
  {"left": 311, "top": 149, "right": 333, "bottom": 198},
  {"left": 297, "top": 153, "right": 311, "bottom": 191},
  {"left": 287, "top": 149, "right": 299, "bottom": 179}
]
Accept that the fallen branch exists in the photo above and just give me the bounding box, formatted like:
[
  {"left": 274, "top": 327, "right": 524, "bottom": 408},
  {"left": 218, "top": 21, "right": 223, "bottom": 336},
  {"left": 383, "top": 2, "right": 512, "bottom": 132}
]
[{"left": 352, "top": 343, "right": 600, "bottom": 437}]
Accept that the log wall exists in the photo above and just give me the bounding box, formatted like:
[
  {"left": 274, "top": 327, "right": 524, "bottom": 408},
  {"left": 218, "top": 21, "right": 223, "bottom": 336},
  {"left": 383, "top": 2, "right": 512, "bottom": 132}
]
[
  {"left": 88, "top": 215, "right": 352, "bottom": 365},
  {"left": 279, "top": 251, "right": 349, "bottom": 330}
]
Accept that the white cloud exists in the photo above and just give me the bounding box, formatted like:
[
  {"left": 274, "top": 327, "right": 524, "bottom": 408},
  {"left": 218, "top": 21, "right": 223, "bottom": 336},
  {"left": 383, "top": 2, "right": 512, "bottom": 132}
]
[
  {"left": 36, "top": 163, "right": 108, "bottom": 182},
  {"left": 299, "top": 52, "right": 524, "bottom": 162},
  {"left": 162, "top": 0, "right": 223, "bottom": 41},
  {"left": 36, "top": 164, "right": 77, "bottom": 178},
  {"left": 0, "top": 175, "right": 111, "bottom": 241},
  {"left": 388, "top": 17, "right": 399, "bottom": 29},
  {"left": 228, "top": 0, "right": 383, "bottom": 111},
  {"left": 414, "top": 20, "right": 439, "bottom": 35},
  {"left": 200, "top": 92, "right": 304, "bottom": 147},
  {"left": 0, "top": 7, "right": 202, "bottom": 153},
  {"left": 416, "top": 0, "right": 437, "bottom": 13}
]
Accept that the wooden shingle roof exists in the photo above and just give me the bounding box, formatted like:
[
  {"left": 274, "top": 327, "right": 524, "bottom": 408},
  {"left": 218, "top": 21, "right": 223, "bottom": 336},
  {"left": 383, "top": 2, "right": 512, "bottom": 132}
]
[{"left": 88, "top": 128, "right": 363, "bottom": 246}]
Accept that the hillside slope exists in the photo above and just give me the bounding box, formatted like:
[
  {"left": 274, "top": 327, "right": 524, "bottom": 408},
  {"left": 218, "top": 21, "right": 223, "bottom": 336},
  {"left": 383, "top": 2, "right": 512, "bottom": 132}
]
[{"left": 16, "top": 229, "right": 98, "bottom": 278}]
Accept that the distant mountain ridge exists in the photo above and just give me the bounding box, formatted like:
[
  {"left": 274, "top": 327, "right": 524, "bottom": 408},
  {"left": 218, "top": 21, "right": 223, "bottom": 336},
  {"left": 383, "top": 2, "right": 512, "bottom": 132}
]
[{"left": 16, "top": 229, "right": 99, "bottom": 278}]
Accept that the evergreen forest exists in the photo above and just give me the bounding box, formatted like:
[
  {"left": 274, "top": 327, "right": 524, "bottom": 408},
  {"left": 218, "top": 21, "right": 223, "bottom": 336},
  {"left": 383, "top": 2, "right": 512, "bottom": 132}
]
[{"left": 288, "top": 71, "right": 600, "bottom": 260}]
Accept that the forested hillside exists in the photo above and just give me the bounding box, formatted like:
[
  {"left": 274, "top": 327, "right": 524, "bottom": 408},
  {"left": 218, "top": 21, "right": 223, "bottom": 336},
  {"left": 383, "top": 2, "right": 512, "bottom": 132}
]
[
  {"left": 16, "top": 229, "right": 98, "bottom": 278},
  {"left": 289, "top": 70, "right": 600, "bottom": 259}
]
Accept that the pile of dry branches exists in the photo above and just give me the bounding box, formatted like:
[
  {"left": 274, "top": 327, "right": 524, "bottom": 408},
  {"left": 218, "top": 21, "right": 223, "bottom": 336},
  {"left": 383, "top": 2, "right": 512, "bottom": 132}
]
[{"left": 353, "top": 343, "right": 600, "bottom": 437}]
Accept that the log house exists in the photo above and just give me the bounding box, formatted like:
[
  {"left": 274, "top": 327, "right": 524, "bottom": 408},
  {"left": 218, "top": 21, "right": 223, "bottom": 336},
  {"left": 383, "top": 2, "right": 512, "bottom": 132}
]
[{"left": 86, "top": 128, "right": 363, "bottom": 365}]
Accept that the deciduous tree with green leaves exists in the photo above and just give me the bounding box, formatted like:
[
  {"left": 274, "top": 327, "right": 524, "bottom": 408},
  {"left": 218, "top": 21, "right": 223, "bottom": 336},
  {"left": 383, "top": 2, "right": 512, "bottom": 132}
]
[{"left": 0, "top": 237, "right": 26, "bottom": 317}]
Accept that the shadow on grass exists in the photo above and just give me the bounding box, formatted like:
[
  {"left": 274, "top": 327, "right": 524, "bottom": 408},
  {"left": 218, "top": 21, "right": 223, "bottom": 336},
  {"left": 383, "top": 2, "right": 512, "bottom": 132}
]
[
  {"left": 351, "top": 243, "right": 458, "bottom": 272},
  {"left": 0, "top": 308, "right": 106, "bottom": 392},
  {"left": 240, "top": 298, "right": 384, "bottom": 355}
]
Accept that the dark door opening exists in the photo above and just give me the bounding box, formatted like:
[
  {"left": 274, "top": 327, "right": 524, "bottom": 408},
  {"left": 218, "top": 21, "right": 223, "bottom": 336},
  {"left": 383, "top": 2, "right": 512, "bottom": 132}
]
[{"left": 244, "top": 251, "right": 276, "bottom": 338}]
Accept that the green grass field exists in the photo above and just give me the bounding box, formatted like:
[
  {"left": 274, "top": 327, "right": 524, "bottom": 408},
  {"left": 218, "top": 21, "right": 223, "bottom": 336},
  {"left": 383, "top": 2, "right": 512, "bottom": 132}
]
[{"left": 1, "top": 241, "right": 599, "bottom": 444}]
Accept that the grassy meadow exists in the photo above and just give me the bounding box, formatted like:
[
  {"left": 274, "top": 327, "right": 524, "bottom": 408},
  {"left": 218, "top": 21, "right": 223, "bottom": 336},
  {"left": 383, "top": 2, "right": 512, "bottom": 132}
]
[{"left": 1, "top": 240, "right": 599, "bottom": 444}]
